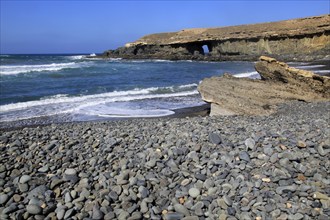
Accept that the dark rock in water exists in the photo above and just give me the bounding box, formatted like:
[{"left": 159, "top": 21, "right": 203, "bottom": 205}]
[{"left": 209, "top": 133, "right": 222, "bottom": 144}]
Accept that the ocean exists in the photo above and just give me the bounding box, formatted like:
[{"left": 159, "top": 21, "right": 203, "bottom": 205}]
[{"left": 0, "top": 54, "right": 329, "bottom": 123}]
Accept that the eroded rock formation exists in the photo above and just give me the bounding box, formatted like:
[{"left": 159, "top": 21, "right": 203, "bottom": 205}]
[
  {"left": 198, "top": 56, "right": 330, "bottom": 116},
  {"left": 104, "top": 15, "right": 330, "bottom": 61}
]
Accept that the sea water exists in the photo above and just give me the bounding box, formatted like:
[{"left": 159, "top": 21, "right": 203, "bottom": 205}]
[{"left": 0, "top": 54, "right": 328, "bottom": 123}]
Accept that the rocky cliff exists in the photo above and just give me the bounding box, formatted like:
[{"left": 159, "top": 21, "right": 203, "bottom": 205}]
[{"left": 103, "top": 15, "right": 330, "bottom": 61}]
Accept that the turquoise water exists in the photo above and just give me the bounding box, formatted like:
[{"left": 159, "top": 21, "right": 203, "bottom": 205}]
[{"left": 1, "top": 54, "right": 326, "bottom": 122}]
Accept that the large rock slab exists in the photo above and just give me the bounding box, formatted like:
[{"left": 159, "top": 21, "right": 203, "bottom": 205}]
[
  {"left": 256, "top": 56, "right": 330, "bottom": 96},
  {"left": 198, "top": 56, "right": 330, "bottom": 116}
]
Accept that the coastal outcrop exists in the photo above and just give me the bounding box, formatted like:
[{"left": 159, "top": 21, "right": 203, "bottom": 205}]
[
  {"left": 198, "top": 56, "right": 330, "bottom": 116},
  {"left": 103, "top": 15, "right": 330, "bottom": 61}
]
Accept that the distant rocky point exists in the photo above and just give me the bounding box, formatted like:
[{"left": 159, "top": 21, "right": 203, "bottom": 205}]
[
  {"left": 102, "top": 15, "right": 330, "bottom": 61},
  {"left": 198, "top": 56, "right": 330, "bottom": 116}
]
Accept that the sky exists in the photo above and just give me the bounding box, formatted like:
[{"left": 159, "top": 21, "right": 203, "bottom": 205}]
[{"left": 0, "top": 0, "right": 329, "bottom": 54}]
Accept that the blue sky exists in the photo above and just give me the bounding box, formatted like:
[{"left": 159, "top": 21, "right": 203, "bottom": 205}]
[{"left": 0, "top": 0, "right": 329, "bottom": 54}]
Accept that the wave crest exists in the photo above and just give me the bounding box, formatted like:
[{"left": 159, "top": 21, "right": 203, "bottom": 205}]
[
  {"left": 0, "top": 83, "right": 199, "bottom": 113},
  {"left": 0, "top": 62, "right": 93, "bottom": 75}
]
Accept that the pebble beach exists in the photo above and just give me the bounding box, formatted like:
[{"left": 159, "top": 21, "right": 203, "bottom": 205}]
[{"left": 0, "top": 101, "right": 329, "bottom": 219}]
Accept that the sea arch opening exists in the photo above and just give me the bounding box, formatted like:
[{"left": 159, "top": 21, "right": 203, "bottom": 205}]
[{"left": 202, "top": 45, "right": 210, "bottom": 54}]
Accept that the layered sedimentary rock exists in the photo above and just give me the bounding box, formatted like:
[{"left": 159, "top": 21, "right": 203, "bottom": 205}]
[
  {"left": 198, "top": 56, "right": 330, "bottom": 116},
  {"left": 104, "top": 15, "right": 330, "bottom": 61}
]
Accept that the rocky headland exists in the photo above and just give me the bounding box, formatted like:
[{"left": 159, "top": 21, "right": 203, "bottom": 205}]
[
  {"left": 102, "top": 15, "right": 330, "bottom": 61},
  {"left": 198, "top": 56, "right": 330, "bottom": 116}
]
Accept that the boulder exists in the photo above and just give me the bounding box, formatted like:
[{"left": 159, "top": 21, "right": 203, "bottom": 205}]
[
  {"left": 198, "top": 56, "right": 329, "bottom": 116},
  {"left": 256, "top": 56, "right": 330, "bottom": 96}
]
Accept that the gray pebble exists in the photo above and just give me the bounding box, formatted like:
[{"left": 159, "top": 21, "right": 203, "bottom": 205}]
[
  {"left": 188, "top": 188, "right": 200, "bottom": 198},
  {"left": 92, "top": 205, "right": 104, "bottom": 220},
  {"left": 245, "top": 138, "right": 255, "bottom": 150},
  {"left": 174, "top": 203, "right": 190, "bottom": 216},
  {"left": 195, "top": 173, "right": 207, "bottom": 181},
  {"left": 209, "top": 133, "right": 222, "bottom": 145},
  {"left": 239, "top": 151, "right": 250, "bottom": 162},
  {"left": 0, "top": 193, "right": 9, "bottom": 205},
  {"left": 64, "top": 208, "right": 76, "bottom": 219},
  {"left": 20, "top": 175, "right": 32, "bottom": 184},
  {"left": 181, "top": 179, "right": 191, "bottom": 186},
  {"left": 56, "top": 207, "right": 66, "bottom": 220},
  {"left": 164, "top": 212, "right": 184, "bottom": 220},
  {"left": 2, "top": 203, "right": 18, "bottom": 214},
  {"left": 26, "top": 204, "right": 42, "bottom": 215},
  {"left": 276, "top": 185, "right": 297, "bottom": 194}
]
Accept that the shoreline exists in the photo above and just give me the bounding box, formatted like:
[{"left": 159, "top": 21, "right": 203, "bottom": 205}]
[
  {"left": 0, "top": 104, "right": 210, "bottom": 131},
  {"left": 0, "top": 100, "right": 329, "bottom": 219}
]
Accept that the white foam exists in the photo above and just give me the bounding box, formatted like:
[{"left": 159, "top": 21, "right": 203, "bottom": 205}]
[
  {"left": 0, "top": 62, "right": 93, "bottom": 75},
  {"left": 313, "top": 70, "right": 330, "bottom": 74},
  {"left": 287, "top": 62, "right": 310, "bottom": 65},
  {"left": 178, "top": 83, "right": 198, "bottom": 88},
  {"left": 68, "top": 55, "right": 86, "bottom": 60},
  {"left": 0, "top": 88, "right": 199, "bottom": 122},
  {"left": 0, "top": 84, "right": 199, "bottom": 113},
  {"left": 86, "top": 108, "right": 174, "bottom": 118},
  {"left": 109, "top": 58, "right": 123, "bottom": 61},
  {"left": 153, "top": 59, "right": 174, "bottom": 63},
  {"left": 298, "top": 65, "right": 326, "bottom": 69},
  {"left": 234, "top": 71, "right": 260, "bottom": 78}
]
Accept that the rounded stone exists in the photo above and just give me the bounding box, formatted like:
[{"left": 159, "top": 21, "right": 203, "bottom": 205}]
[
  {"left": 209, "top": 133, "right": 222, "bottom": 145},
  {"left": 64, "top": 168, "right": 77, "bottom": 176},
  {"left": 181, "top": 179, "right": 191, "bottom": 186},
  {"left": 0, "top": 193, "right": 9, "bottom": 205},
  {"left": 245, "top": 138, "right": 256, "bottom": 150},
  {"left": 20, "top": 175, "right": 32, "bottom": 184},
  {"left": 188, "top": 188, "right": 200, "bottom": 198},
  {"left": 26, "top": 204, "right": 42, "bottom": 215}
]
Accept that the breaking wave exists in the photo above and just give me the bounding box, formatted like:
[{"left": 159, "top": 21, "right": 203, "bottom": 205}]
[
  {"left": 0, "top": 84, "right": 199, "bottom": 121},
  {"left": 0, "top": 62, "right": 93, "bottom": 75},
  {"left": 234, "top": 71, "right": 260, "bottom": 79}
]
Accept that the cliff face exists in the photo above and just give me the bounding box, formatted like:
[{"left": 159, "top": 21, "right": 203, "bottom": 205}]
[{"left": 104, "top": 15, "right": 330, "bottom": 61}]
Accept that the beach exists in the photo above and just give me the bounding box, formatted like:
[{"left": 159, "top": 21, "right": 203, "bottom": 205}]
[{"left": 1, "top": 100, "right": 329, "bottom": 219}]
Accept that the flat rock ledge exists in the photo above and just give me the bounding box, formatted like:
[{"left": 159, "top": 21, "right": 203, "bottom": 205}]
[{"left": 198, "top": 56, "right": 330, "bottom": 116}]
